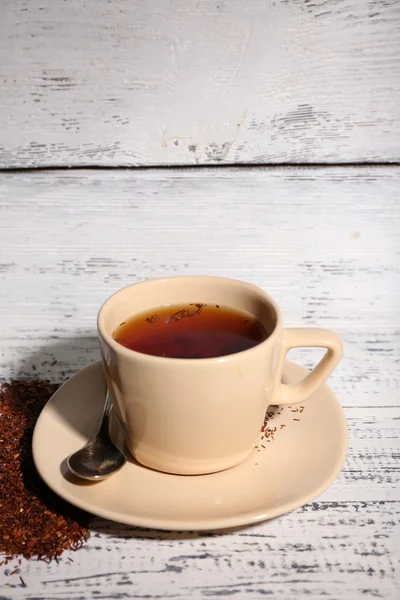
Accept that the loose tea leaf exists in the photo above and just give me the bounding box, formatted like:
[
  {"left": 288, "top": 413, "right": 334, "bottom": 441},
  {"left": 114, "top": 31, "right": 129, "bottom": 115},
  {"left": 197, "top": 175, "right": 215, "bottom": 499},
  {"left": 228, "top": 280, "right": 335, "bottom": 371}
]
[{"left": 0, "top": 379, "right": 90, "bottom": 562}]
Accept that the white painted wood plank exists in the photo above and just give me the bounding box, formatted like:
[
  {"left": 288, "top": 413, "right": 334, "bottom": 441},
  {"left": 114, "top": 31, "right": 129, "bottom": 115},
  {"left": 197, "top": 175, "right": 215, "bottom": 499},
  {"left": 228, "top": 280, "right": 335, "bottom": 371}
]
[
  {"left": 3, "top": 499, "right": 399, "bottom": 599},
  {"left": 0, "top": 167, "right": 399, "bottom": 599},
  {"left": 1, "top": 0, "right": 399, "bottom": 167}
]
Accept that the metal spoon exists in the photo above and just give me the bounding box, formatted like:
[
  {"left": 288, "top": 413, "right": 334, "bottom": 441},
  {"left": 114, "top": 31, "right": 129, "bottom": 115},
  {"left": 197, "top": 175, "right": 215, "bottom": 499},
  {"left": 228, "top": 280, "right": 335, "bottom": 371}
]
[{"left": 67, "top": 390, "right": 126, "bottom": 481}]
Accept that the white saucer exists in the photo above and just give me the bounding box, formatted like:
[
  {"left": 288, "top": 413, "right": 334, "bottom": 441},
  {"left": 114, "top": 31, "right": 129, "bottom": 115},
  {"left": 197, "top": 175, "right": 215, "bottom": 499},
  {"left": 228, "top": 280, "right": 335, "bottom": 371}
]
[{"left": 33, "top": 361, "right": 348, "bottom": 531}]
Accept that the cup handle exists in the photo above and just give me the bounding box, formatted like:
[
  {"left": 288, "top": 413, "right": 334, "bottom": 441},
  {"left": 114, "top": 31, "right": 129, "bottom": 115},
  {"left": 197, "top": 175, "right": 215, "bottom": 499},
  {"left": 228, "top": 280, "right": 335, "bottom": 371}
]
[{"left": 272, "top": 328, "right": 343, "bottom": 406}]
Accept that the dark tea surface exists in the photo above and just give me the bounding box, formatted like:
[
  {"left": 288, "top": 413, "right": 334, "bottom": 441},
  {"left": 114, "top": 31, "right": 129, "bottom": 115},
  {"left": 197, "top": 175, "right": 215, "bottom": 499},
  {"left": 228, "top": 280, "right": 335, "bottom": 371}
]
[{"left": 113, "top": 303, "right": 269, "bottom": 358}]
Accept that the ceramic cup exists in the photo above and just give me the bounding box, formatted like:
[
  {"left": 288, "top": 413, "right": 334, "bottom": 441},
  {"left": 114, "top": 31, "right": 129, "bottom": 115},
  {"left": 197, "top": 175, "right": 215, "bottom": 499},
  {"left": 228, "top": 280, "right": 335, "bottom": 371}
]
[{"left": 98, "top": 276, "right": 342, "bottom": 475}]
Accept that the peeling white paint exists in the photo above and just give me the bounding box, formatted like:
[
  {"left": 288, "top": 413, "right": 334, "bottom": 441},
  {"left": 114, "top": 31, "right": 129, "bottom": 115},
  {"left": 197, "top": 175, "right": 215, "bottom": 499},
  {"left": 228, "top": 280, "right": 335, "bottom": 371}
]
[{"left": 0, "top": 0, "right": 399, "bottom": 167}]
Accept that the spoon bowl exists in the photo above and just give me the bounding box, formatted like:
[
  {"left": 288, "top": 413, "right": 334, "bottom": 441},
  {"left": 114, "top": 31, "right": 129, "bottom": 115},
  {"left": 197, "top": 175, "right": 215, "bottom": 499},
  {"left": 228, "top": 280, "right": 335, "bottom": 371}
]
[{"left": 67, "top": 391, "right": 126, "bottom": 481}]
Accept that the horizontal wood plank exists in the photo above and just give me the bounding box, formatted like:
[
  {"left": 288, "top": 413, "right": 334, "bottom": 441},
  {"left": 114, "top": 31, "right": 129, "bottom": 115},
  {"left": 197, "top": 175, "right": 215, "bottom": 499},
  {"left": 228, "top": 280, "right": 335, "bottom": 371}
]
[
  {"left": 1, "top": 0, "right": 400, "bottom": 167},
  {"left": 0, "top": 166, "right": 399, "bottom": 599},
  {"left": 3, "top": 501, "right": 399, "bottom": 599}
]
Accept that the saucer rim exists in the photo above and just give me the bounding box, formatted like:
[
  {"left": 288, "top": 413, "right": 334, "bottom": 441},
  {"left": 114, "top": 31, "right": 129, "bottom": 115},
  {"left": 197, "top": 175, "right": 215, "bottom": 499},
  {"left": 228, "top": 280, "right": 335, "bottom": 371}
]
[{"left": 32, "top": 361, "right": 348, "bottom": 531}]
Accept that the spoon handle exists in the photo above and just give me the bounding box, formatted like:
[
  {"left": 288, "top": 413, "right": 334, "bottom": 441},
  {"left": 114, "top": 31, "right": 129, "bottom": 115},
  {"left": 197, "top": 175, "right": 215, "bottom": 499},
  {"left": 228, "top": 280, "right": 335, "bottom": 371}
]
[{"left": 98, "top": 390, "right": 113, "bottom": 438}]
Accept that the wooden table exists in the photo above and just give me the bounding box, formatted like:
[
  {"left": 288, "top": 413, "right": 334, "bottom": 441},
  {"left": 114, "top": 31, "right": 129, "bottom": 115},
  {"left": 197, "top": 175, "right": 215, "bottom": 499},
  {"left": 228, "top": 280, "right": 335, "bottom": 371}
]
[{"left": 1, "top": 166, "right": 399, "bottom": 599}]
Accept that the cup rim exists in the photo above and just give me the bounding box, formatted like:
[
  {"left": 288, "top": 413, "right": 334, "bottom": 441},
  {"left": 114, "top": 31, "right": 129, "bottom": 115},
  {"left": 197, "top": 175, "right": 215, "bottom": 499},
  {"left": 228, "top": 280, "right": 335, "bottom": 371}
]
[{"left": 97, "top": 276, "right": 282, "bottom": 364}]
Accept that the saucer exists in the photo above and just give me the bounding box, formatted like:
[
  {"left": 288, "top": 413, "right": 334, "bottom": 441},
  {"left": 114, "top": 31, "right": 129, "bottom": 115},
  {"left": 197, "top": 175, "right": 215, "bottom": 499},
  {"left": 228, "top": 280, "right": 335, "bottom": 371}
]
[{"left": 33, "top": 361, "right": 348, "bottom": 531}]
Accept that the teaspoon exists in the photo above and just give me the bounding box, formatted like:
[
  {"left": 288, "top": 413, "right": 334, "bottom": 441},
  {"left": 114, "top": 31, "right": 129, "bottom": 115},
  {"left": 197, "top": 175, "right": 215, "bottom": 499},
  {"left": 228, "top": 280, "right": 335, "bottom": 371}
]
[{"left": 67, "top": 390, "right": 126, "bottom": 481}]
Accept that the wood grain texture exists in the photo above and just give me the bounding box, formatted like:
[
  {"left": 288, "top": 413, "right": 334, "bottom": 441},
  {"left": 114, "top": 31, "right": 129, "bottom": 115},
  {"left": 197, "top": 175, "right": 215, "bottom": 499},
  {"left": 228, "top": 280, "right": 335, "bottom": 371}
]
[
  {"left": 1, "top": 0, "right": 400, "bottom": 168},
  {"left": 0, "top": 166, "right": 399, "bottom": 599}
]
